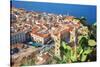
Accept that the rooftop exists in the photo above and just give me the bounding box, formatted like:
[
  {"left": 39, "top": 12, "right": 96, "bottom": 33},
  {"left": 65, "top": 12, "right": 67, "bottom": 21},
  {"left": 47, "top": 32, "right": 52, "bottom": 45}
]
[
  {"left": 31, "top": 24, "right": 50, "bottom": 38},
  {"left": 11, "top": 7, "right": 81, "bottom": 37}
]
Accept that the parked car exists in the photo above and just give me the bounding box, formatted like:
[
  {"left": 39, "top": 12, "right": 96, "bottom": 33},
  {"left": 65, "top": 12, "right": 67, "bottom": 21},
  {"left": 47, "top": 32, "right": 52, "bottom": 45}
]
[
  {"left": 11, "top": 48, "right": 19, "bottom": 55},
  {"left": 28, "top": 42, "right": 42, "bottom": 47}
]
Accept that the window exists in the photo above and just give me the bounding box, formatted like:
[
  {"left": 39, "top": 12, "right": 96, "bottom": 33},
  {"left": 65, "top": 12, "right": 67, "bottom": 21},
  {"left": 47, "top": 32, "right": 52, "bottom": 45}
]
[
  {"left": 57, "top": 52, "right": 58, "bottom": 54},
  {"left": 72, "top": 37, "right": 73, "bottom": 39},
  {"left": 57, "top": 45, "right": 59, "bottom": 47}
]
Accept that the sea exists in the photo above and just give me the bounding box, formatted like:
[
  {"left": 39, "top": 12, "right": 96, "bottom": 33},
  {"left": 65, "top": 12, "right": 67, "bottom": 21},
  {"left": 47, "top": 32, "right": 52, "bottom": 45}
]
[{"left": 11, "top": 1, "right": 96, "bottom": 25}]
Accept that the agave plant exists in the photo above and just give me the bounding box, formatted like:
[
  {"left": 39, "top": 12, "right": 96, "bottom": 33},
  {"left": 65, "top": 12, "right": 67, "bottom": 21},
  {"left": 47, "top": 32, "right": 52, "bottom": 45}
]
[
  {"left": 59, "top": 35, "right": 96, "bottom": 63},
  {"left": 78, "top": 35, "right": 96, "bottom": 62},
  {"left": 60, "top": 41, "right": 77, "bottom": 63}
]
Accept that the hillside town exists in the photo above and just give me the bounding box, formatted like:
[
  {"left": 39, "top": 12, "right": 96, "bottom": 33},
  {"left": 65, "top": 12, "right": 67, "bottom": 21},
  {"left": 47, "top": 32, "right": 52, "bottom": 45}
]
[{"left": 10, "top": 7, "right": 96, "bottom": 66}]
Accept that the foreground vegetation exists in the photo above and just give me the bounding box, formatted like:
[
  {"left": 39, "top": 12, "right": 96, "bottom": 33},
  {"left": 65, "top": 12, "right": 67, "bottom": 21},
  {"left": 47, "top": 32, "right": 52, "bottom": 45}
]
[{"left": 54, "top": 21, "right": 96, "bottom": 63}]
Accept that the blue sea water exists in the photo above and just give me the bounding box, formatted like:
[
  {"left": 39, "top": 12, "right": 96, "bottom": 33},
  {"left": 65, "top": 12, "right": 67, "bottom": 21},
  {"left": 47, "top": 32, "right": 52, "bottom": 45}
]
[{"left": 11, "top": 1, "right": 96, "bottom": 25}]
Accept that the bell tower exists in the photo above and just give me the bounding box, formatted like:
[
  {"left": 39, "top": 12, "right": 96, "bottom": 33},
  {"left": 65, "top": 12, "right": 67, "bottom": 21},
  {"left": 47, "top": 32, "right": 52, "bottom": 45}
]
[{"left": 51, "top": 29, "right": 61, "bottom": 58}]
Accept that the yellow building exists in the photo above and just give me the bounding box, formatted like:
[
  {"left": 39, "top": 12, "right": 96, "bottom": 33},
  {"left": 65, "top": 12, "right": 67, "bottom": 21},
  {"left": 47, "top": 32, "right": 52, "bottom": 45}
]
[
  {"left": 53, "top": 33, "right": 61, "bottom": 57},
  {"left": 70, "top": 27, "right": 76, "bottom": 43},
  {"left": 50, "top": 26, "right": 70, "bottom": 58}
]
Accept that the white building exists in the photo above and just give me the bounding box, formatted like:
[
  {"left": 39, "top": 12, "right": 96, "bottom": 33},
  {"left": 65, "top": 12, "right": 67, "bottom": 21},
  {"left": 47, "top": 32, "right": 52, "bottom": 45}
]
[{"left": 10, "top": 31, "right": 30, "bottom": 44}]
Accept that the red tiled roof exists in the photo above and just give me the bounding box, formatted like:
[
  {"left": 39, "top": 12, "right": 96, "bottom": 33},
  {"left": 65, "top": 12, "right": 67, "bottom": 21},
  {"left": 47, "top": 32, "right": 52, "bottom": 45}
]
[{"left": 31, "top": 24, "right": 50, "bottom": 38}]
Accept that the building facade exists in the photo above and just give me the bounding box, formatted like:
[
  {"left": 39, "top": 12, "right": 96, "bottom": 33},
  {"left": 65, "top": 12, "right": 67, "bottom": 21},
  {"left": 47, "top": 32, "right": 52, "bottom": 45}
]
[
  {"left": 11, "top": 32, "right": 26, "bottom": 44},
  {"left": 30, "top": 25, "right": 51, "bottom": 44}
]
